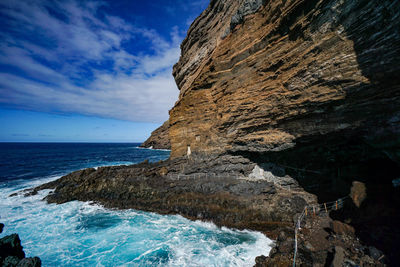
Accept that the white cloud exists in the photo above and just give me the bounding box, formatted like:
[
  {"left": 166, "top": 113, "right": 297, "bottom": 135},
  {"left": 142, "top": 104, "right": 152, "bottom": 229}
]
[{"left": 0, "top": 0, "right": 182, "bottom": 123}]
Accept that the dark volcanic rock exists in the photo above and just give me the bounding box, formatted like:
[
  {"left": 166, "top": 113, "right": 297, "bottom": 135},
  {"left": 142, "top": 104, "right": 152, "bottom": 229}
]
[
  {"left": 0, "top": 226, "right": 41, "bottom": 267},
  {"left": 332, "top": 220, "right": 355, "bottom": 236},
  {"left": 30, "top": 155, "right": 316, "bottom": 234},
  {"left": 3, "top": 256, "right": 20, "bottom": 267},
  {"left": 16, "top": 257, "right": 41, "bottom": 267},
  {"left": 256, "top": 215, "right": 385, "bottom": 266},
  {"left": 0, "top": 234, "right": 25, "bottom": 260},
  {"left": 369, "top": 246, "right": 384, "bottom": 261}
]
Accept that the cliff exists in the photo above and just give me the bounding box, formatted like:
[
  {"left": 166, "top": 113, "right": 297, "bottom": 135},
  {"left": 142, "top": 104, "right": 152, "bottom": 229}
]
[
  {"left": 170, "top": 0, "right": 400, "bottom": 159},
  {"left": 140, "top": 120, "right": 170, "bottom": 149},
  {"left": 168, "top": 0, "right": 400, "bottom": 264}
]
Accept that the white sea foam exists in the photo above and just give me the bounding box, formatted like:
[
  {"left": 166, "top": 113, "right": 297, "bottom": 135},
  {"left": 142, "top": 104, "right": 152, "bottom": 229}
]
[
  {"left": 88, "top": 161, "right": 134, "bottom": 170},
  {"left": 135, "top": 146, "right": 172, "bottom": 152},
  {"left": 0, "top": 177, "right": 273, "bottom": 266}
]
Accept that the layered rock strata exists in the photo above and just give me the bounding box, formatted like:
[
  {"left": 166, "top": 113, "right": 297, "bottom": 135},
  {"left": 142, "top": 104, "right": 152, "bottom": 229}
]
[
  {"left": 140, "top": 120, "right": 171, "bottom": 150},
  {"left": 170, "top": 0, "right": 400, "bottom": 159},
  {"left": 168, "top": 0, "right": 400, "bottom": 264}
]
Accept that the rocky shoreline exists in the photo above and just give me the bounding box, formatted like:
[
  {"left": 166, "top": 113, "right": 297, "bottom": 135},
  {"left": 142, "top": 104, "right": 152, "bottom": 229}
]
[
  {"left": 17, "top": 0, "right": 400, "bottom": 265},
  {"left": 256, "top": 214, "right": 386, "bottom": 266},
  {"left": 0, "top": 223, "right": 41, "bottom": 267},
  {"left": 27, "top": 154, "right": 315, "bottom": 234},
  {"left": 23, "top": 153, "right": 390, "bottom": 266}
]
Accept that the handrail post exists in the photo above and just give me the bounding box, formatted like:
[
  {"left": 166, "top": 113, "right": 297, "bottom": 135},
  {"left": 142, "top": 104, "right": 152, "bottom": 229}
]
[{"left": 293, "top": 228, "right": 298, "bottom": 267}]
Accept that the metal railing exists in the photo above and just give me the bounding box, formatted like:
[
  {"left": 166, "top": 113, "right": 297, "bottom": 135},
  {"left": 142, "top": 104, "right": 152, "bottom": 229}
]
[
  {"left": 293, "top": 196, "right": 349, "bottom": 267},
  {"left": 166, "top": 172, "right": 242, "bottom": 180}
]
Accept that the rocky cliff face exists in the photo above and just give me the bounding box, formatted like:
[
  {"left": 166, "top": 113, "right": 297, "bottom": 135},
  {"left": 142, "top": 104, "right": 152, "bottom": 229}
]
[
  {"left": 168, "top": 0, "right": 400, "bottom": 264},
  {"left": 140, "top": 120, "right": 170, "bottom": 149},
  {"left": 170, "top": 0, "right": 400, "bottom": 160}
]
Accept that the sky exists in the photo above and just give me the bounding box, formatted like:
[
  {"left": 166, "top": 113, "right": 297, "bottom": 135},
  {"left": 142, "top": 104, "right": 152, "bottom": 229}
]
[{"left": 0, "top": 0, "right": 209, "bottom": 142}]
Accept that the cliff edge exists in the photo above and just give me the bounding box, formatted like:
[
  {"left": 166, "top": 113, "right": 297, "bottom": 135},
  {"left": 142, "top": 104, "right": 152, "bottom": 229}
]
[{"left": 140, "top": 120, "right": 170, "bottom": 149}]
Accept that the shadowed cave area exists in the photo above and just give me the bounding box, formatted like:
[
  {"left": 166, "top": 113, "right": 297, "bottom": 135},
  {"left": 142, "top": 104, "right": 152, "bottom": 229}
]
[{"left": 233, "top": 131, "right": 400, "bottom": 264}]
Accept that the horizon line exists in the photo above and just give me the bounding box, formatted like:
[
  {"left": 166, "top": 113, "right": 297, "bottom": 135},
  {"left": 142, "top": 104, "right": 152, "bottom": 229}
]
[{"left": 0, "top": 141, "right": 144, "bottom": 144}]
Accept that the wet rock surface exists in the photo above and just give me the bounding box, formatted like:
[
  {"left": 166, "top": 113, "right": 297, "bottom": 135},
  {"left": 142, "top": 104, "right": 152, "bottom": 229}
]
[
  {"left": 25, "top": 153, "right": 396, "bottom": 265},
  {"left": 28, "top": 154, "right": 316, "bottom": 235},
  {"left": 256, "top": 215, "right": 386, "bottom": 266},
  {"left": 0, "top": 226, "right": 41, "bottom": 267}
]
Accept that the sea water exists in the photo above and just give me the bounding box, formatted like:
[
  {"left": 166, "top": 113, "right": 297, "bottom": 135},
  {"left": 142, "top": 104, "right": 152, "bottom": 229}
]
[{"left": 0, "top": 143, "right": 272, "bottom": 266}]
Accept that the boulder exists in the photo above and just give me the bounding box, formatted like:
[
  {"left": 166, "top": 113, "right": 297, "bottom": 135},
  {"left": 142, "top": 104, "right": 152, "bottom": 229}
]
[
  {"left": 0, "top": 231, "right": 41, "bottom": 267},
  {"left": 0, "top": 234, "right": 25, "bottom": 260},
  {"left": 331, "top": 246, "right": 345, "bottom": 267},
  {"left": 350, "top": 181, "right": 367, "bottom": 208},
  {"left": 368, "top": 246, "right": 383, "bottom": 261},
  {"left": 331, "top": 220, "right": 355, "bottom": 236},
  {"left": 16, "top": 257, "right": 41, "bottom": 267},
  {"left": 3, "top": 256, "right": 20, "bottom": 267}
]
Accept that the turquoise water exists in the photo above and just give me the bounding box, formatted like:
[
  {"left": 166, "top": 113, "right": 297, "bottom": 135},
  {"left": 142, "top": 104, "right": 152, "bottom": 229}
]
[{"left": 0, "top": 143, "right": 272, "bottom": 266}]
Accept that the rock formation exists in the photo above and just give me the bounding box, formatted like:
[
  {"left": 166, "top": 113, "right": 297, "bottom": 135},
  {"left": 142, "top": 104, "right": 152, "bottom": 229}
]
[
  {"left": 140, "top": 120, "right": 170, "bottom": 149},
  {"left": 255, "top": 214, "right": 384, "bottom": 266},
  {"left": 168, "top": 0, "right": 400, "bottom": 263},
  {"left": 28, "top": 159, "right": 386, "bottom": 266},
  {"left": 29, "top": 155, "right": 316, "bottom": 234},
  {"left": 0, "top": 224, "right": 41, "bottom": 267},
  {"left": 170, "top": 0, "right": 400, "bottom": 160}
]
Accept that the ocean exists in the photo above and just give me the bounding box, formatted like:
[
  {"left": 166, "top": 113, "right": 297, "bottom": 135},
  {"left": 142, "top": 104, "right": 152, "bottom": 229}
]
[{"left": 0, "top": 143, "right": 272, "bottom": 266}]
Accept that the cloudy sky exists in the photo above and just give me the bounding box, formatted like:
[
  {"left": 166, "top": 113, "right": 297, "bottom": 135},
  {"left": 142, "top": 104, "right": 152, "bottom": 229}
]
[{"left": 0, "top": 0, "right": 208, "bottom": 142}]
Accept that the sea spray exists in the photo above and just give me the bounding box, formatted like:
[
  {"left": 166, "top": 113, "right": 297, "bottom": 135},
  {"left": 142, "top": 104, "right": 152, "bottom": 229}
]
[
  {"left": 0, "top": 142, "right": 273, "bottom": 266},
  {"left": 0, "top": 178, "right": 273, "bottom": 266}
]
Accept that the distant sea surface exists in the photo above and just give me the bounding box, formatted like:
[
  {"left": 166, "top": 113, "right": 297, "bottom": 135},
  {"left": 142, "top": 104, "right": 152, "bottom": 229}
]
[{"left": 0, "top": 143, "right": 272, "bottom": 266}]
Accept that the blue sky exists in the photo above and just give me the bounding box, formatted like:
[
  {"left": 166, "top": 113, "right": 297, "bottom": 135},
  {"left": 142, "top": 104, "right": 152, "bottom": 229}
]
[{"left": 0, "top": 0, "right": 208, "bottom": 142}]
